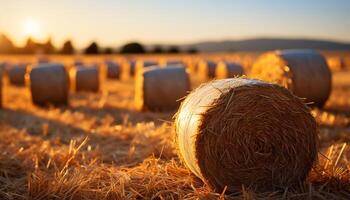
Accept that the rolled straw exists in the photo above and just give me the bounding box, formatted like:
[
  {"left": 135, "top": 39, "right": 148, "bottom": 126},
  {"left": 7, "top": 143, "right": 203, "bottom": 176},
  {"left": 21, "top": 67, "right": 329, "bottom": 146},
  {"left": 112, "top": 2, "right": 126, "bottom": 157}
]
[
  {"left": 27, "top": 63, "right": 69, "bottom": 106},
  {"left": 197, "top": 60, "right": 216, "bottom": 80},
  {"left": 105, "top": 60, "right": 121, "bottom": 79},
  {"left": 8, "top": 63, "right": 28, "bottom": 86},
  {"left": 135, "top": 65, "right": 190, "bottom": 111},
  {"left": 175, "top": 78, "right": 318, "bottom": 192},
  {"left": 0, "top": 64, "right": 4, "bottom": 108},
  {"left": 135, "top": 60, "right": 158, "bottom": 76},
  {"left": 327, "top": 56, "right": 346, "bottom": 71},
  {"left": 215, "top": 61, "right": 244, "bottom": 79},
  {"left": 71, "top": 64, "right": 103, "bottom": 93},
  {"left": 251, "top": 49, "right": 331, "bottom": 107}
]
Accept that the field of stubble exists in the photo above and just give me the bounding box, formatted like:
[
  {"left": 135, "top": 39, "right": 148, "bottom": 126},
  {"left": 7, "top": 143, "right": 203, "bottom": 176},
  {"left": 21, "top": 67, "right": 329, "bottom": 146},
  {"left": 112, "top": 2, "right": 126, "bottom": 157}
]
[{"left": 1, "top": 54, "right": 350, "bottom": 199}]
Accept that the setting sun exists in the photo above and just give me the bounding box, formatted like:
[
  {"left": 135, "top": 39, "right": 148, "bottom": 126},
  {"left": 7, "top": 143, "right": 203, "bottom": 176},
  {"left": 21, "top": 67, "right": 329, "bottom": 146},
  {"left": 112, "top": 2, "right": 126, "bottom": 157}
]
[{"left": 23, "top": 18, "right": 41, "bottom": 37}]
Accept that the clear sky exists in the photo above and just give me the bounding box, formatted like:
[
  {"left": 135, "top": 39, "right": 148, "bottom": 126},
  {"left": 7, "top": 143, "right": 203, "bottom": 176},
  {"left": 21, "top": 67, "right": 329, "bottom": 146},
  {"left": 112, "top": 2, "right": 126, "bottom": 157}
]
[{"left": 0, "top": 0, "right": 349, "bottom": 48}]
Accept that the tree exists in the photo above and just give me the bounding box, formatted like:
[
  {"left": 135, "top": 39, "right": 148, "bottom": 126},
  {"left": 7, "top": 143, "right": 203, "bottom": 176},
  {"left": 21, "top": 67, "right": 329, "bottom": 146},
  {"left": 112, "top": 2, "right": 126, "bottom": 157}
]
[
  {"left": 104, "top": 47, "right": 114, "bottom": 54},
  {"left": 60, "top": 40, "right": 75, "bottom": 54},
  {"left": 168, "top": 45, "right": 180, "bottom": 54},
  {"left": 187, "top": 47, "right": 198, "bottom": 54},
  {"left": 43, "top": 38, "right": 55, "bottom": 54},
  {"left": 151, "top": 45, "right": 164, "bottom": 54},
  {"left": 84, "top": 42, "right": 100, "bottom": 54},
  {"left": 0, "top": 34, "right": 15, "bottom": 54},
  {"left": 120, "top": 42, "right": 145, "bottom": 54},
  {"left": 23, "top": 37, "right": 38, "bottom": 54}
]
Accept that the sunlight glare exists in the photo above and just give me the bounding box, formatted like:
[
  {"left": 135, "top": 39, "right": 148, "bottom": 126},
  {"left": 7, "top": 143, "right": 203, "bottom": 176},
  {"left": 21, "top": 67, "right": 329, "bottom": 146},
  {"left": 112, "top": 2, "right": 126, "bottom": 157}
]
[{"left": 23, "top": 18, "right": 41, "bottom": 37}]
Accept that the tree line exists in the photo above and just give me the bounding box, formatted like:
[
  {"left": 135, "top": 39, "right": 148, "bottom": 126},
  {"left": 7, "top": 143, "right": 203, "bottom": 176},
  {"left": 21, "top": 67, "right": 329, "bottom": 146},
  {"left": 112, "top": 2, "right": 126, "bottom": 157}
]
[{"left": 0, "top": 33, "right": 198, "bottom": 54}]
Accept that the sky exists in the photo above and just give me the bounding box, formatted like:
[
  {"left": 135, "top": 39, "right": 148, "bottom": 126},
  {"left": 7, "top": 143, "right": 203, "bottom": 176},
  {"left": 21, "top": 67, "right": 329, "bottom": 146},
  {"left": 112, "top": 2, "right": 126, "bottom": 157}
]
[{"left": 0, "top": 0, "right": 349, "bottom": 48}]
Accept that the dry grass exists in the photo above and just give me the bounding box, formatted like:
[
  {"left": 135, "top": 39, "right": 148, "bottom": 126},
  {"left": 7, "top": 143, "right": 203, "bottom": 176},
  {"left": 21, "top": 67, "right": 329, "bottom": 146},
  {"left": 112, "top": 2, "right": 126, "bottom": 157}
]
[{"left": 0, "top": 54, "right": 350, "bottom": 199}]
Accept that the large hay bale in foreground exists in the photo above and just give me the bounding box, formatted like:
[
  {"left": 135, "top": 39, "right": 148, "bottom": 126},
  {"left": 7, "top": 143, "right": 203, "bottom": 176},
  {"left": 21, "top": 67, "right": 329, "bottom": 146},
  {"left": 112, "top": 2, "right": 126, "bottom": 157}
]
[
  {"left": 251, "top": 49, "right": 331, "bottom": 107},
  {"left": 71, "top": 65, "right": 102, "bottom": 93},
  {"left": 27, "top": 63, "right": 69, "bottom": 106},
  {"left": 135, "top": 65, "right": 190, "bottom": 111},
  {"left": 198, "top": 60, "right": 216, "bottom": 80},
  {"left": 175, "top": 78, "right": 318, "bottom": 192},
  {"left": 8, "top": 63, "right": 27, "bottom": 86},
  {"left": 105, "top": 60, "right": 121, "bottom": 79},
  {"left": 215, "top": 61, "right": 244, "bottom": 79}
]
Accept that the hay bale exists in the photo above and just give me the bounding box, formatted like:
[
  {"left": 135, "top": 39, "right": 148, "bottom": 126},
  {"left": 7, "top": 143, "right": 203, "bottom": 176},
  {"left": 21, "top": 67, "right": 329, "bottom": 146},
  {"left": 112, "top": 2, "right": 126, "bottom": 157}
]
[
  {"left": 124, "top": 60, "right": 136, "bottom": 76},
  {"left": 27, "top": 63, "right": 69, "bottom": 106},
  {"left": 251, "top": 49, "right": 331, "bottom": 107},
  {"left": 215, "top": 61, "right": 244, "bottom": 79},
  {"left": 135, "top": 65, "right": 190, "bottom": 111},
  {"left": 175, "top": 78, "right": 318, "bottom": 192},
  {"left": 165, "top": 60, "right": 184, "bottom": 66},
  {"left": 71, "top": 65, "right": 101, "bottom": 93},
  {"left": 37, "top": 56, "right": 50, "bottom": 64},
  {"left": 198, "top": 60, "right": 216, "bottom": 80},
  {"left": 135, "top": 60, "right": 158, "bottom": 76},
  {"left": 327, "top": 56, "right": 345, "bottom": 71},
  {"left": 105, "top": 60, "right": 121, "bottom": 79},
  {"left": 0, "top": 64, "right": 3, "bottom": 108},
  {"left": 74, "top": 59, "right": 84, "bottom": 66},
  {"left": 8, "top": 63, "right": 28, "bottom": 86}
]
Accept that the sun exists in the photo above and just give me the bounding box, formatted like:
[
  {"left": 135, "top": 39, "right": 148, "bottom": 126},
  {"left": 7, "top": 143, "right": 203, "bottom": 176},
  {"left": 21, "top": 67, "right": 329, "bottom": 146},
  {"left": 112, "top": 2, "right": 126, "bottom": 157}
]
[{"left": 23, "top": 18, "right": 41, "bottom": 37}]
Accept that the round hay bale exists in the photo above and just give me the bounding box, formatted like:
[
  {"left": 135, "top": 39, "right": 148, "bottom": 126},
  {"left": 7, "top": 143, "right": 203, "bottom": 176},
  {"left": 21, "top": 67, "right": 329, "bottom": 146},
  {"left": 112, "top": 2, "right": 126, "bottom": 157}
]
[
  {"left": 8, "top": 63, "right": 28, "bottom": 86},
  {"left": 215, "top": 61, "right": 244, "bottom": 79},
  {"left": 105, "top": 60, "right": 121, "bottom": 79},
  {"left": 37, "top": 56, "right": 50, "bottom": 64},
  {"left": 74, "top": 59, "right": 84, "bottom": 66},
  {"left": 198, "top": 60, "right": 216, "bottom": 80},
  {"left": 0, "top": 64, "right": 4, "bottom": 108},
  {"left": 124, "top": 59, "right": 136, "bottom": 76},
  {"left": 135, "top": 60, "right": 158, "bottom": 76},
  {"left": 175, "top": 78, "right": 318, "bottom": 192},
  {"left": 71, "top": 65, "right": 102, "bottom": 93},
  {"left": 327, "top": 56, "right": 345, "bottom": 71},
  {"left": 27, "top": 63, "right": 69, "bottom": 106},
  {"left": 251, "top": 49, "right": 331, "bottom": 107},
  {"left": 135, "top": 65, "right": 190, "bottom": 111},
  {"left": 165, "top": 60, "right": 184, "bottom": 66}
]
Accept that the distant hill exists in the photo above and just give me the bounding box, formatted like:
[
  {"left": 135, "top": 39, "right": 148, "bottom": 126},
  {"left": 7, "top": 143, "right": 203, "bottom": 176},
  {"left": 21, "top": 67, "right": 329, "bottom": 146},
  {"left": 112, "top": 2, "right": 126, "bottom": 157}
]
[{"left": 179, "top": 38, "right": 350, "bottom": 52}]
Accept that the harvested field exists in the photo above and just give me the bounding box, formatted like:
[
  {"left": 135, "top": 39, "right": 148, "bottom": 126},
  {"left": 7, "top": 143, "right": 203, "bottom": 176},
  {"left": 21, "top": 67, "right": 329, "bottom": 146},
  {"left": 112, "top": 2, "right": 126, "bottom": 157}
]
[{"left": 0, "top": 54, "right": 350, "bottom": 199}]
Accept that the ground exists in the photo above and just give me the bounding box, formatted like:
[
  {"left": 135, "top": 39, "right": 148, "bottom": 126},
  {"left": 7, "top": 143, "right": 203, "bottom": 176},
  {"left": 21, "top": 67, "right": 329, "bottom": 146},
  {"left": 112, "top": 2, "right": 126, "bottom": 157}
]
[{"left": 0, "top": 55, "right": 350, "bottom": 199}]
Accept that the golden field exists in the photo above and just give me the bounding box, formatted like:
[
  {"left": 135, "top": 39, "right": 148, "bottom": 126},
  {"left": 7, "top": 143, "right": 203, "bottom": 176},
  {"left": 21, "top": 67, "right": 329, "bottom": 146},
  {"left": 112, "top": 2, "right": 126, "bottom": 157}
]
[{"left": 0, "top": 52, "right": 350, "bottom": 199}]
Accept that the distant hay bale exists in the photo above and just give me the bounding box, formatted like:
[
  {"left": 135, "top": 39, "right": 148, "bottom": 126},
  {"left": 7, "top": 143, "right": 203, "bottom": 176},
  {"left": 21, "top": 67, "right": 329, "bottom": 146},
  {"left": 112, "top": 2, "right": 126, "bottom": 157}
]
[
  {"left": 74, "top": 59, "right": 84, "bottom": 66},
  {"left": 27, "top": 63, "right": 69, "bottom": 106},
  {"left": 71, "top": 65, "right": 102, "bottom": 93},
  {"left": 251, "top": 49, "right": 331, "bottom": 107},
  {"left": 215, "top": 61, "right": 244, "bottom": 79},
  {"left": 175, "top": 78, "right": 318, "bottom": 192},
  {"left": 0, "top": 64, "right": 3, "bottom": 108},
  {"left": 135, "top": 60, "right": 158, "bottom": 76},
  {"left": 123, "top": 59, "right": 136, "bottom": 76},
  {"left": 327, "top": 56, "right": 345, "bottom": 71},
  {"left": 135, "top": 65, "right": 190, "bottom": 111},
  {"left": 105, "top": 60, "right": 121, "bottom": 79},
  {"left": 37, "top": 56, "right": 50, "bottom": 64},
  {"left": 198, "top": 60, "right": 216, "bottom": 80},
  {"left": 165, "top": 60, "right": 184, "bottom": 66},
  {"left": 8, "top": 63, "right": 27, "bottom": 86}
]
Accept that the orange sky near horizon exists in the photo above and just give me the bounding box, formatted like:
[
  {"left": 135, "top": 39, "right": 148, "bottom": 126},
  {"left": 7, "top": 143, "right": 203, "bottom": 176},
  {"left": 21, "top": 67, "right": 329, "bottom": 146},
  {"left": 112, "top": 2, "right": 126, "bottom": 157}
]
[{"left": 0, "top": 0, "right": 349, "bottom": 49}]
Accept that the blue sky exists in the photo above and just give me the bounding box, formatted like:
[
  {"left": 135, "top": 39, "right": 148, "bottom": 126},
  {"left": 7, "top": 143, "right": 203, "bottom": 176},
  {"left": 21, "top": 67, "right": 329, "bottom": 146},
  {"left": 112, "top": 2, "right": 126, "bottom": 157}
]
[{"left": 0, "top": 0, "right": 349, "bottom": 48}]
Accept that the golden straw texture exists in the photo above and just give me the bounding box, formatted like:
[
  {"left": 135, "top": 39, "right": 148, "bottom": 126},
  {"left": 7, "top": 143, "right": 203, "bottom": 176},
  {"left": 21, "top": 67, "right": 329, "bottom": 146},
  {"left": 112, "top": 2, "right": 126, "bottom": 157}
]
[
  {"left": 251, "top": 49, "right": 332, "bottom": 107},
  {"left": 175, "top": 78, "right": 318, "bottom": 192}
]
